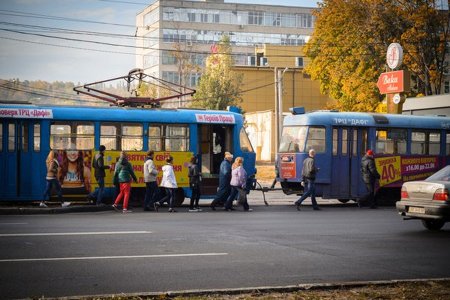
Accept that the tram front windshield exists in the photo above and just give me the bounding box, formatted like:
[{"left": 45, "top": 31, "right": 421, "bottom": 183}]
[{"left": 279, "top": 126, "right": 326, "bottom": 153}]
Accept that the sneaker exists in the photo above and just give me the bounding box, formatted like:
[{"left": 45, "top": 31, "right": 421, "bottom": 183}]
[
  {"left": 122, "top": 209, "right": 132, "bottom": 213},
  {"left": 195, "top": 207, "right": 203, "bottom": 212},
  {"left": 61, "top": 202, "right": 71, "bottom": 208},
  {"left": 112, "top": 204, "right": 120, "bottom": 212},
  {"left": 295, "top": 203, "right": 301, "bottom": 211},
  {"left": 168, "top": 208, "right": 177, "bottom": 213},
  {"left": 39, "top": 202, "right": 48, "bottom": 208},
  {"left": 189, "top": 208, "right": 198, "bottom": 212},
  {"left": 153, "top": 202, "right": 160, "bottom": 212},
  {"left": 245, "top": 208, "right": 253, "bottom": 212}
]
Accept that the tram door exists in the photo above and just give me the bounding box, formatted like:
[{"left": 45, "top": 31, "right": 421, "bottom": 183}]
[
  {"left": 2, "top": 120, "right": 40, "bottom": 200},
  {"left": 331, "top": 127, "right": 367, "bottom": 199},
  {"left": 198, "top": 124, "right": 232, "bottom": 195}
]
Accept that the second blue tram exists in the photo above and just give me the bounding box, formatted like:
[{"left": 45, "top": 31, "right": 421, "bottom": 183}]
[{"left": 276, "top": 108, "right": 450, "bottom": 204}]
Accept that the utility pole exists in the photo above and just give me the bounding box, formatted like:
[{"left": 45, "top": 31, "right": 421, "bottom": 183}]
[{"left": 274, "top": 67, "right": 288, "bottom": 160}]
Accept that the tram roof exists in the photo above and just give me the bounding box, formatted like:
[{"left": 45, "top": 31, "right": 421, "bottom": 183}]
[
  {"left": 0, "top": 104, "right": 242, "bottom": 124},
  {"left": 283, "top": 110, "right": 450, "bottom": 130}
]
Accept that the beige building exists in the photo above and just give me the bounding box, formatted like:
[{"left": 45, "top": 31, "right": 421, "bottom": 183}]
[{"left": 136, "top": 0, "right": 316, "bottom": 88}]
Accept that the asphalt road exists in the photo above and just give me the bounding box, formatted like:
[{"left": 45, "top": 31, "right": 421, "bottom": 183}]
[{"left": 1, "top": 191, "right": 449, "bottom": 299}]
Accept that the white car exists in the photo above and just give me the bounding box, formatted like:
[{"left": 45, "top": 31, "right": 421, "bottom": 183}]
[{"left": 396, "top": 165, "right": 450, "bottom": 230}]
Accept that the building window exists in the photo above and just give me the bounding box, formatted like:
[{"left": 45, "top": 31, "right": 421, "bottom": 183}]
[
  {"left": 162, "top": 51, "right": 177, "bottom": 65},
  {"left": 188, "top": 12, "right": 196, "bottom": 22},
  {"left": 248, "top": 11, "right": 263, "bottom": 25}
]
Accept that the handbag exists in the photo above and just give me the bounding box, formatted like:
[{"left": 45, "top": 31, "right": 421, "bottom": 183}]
[{"left": 237, "top": 188, "right": 247, "bottom": 205}]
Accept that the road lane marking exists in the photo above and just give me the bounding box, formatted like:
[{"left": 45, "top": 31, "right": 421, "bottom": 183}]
[
  {"left": 0, "top": 253, "right": 228, "bottom": 263},
  {"left": 0, "top": 223, "right": 28, "bottom": 225},
  {"left": 0, "top": 231, "right": 152, "bottom": 237}
]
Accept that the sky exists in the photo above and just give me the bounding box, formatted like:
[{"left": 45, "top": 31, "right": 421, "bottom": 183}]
[{"left": 0, "top": 0, "right": 320, "bottom": 84}]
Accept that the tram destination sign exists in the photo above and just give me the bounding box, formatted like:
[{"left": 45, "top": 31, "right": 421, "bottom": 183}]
[{"left": 0, "top": 108, "right": 53, "bottom": 119}]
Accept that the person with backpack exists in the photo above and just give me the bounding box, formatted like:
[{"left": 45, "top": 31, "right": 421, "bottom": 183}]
[
  {"left": 188, "top": 155, "right": 202, "bottom": 212},
  {"left": 112, "top": 151, "right": 137, "bottom": 213},
  {"left": 87, "top": 145, "right": 110, "bottom": 206}
]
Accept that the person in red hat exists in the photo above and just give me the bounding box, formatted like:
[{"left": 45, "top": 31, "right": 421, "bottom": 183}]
[{"left": 359, "top": 149, "right": 381, "bottom": 208}]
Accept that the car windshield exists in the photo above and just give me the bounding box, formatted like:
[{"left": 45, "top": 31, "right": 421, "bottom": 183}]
[{"left": 426, "top": 165, "right": 450, "bottom": 182}]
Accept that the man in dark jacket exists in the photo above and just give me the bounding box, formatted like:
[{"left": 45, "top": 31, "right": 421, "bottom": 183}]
[
  {"left": 359, "top": 149, "right": 381, "bottom": 208},
  {"left": 87, "top": 145, "right": 110, "bottom": 206},
  {"left": 210, "top": 152, "right": 233, "bottom": 210},
  {"left": 294, "top": 149, "right": 320, "bottom": 211}
]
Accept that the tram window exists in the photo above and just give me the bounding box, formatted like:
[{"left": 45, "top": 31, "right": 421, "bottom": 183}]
[
  {"left": 0, "top": 123, "right": 2, "bottom": 151},
  {"left": 8, "top": 123, "right": 15, "bottom": 152},
  {"left": 50, "top": 124, "right": 71, "bottom": 149},
  {"left": 148, "top": 125, "right": 162, "bottom": 151},
  {"left": 76, "top": 124, "right": 94, "bottom": 150},
  {"left": 279, "top": 126, "right": 306, "bottom": 153},
  {"left": 332, "top": 128, "right": 337, "bottom": 156},
  {"left": 342, "top": 129, "right": 348, "bottom": 155},
  {"left": 122, "top": 124, "right": 143, "bottom": 151},
  {"left": 306, "top": 126, "right": 325, "bottom": 153},
  {"left": 21, "top": 124, "right": 28, "bottom": 152},
  {"left": 164, "top": 125, "right": 189, "bottom": 151},
  {"left": 376, "top": 129, "right": 406, "bottom": 154},
  {"left": 447, "top": 133, "right": 450, "bottom": 155},
  {"left": 361, "top": 129, "right": 368, "bottom": 155},
  {"left": 33, "top": 124, "right": 40, "bottom": 152},
  {"left": 429, "top": 132, "right": 440, "bottom": 155},
  {"left": 411, "top": 131, "right": 426, "bottom": 155},
  {"left": 101, "top": 124, "right": 119, "bottom": 150},
  {"left": 240, "top": 128, "right": 254, "bottom": 152},
  {"left": 50, "top": 122, "right": 94, "bottom": 150}
]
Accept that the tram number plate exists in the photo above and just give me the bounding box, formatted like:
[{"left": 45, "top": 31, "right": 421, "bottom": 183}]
[{"left": 409, "top": 206, "right": 425, "bottom": 214}]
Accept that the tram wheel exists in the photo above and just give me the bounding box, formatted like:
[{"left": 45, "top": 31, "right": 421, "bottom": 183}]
[
  {"left": 421, "top": 219, "right": 445, "bottom": 231},
  {"left": 173, "top": 188, "right": 185, "bottom": 207}
]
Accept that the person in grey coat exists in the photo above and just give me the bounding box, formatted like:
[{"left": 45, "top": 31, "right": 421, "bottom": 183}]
[{"left": 294, "top": 149, "right": 320, "bottom": 211}]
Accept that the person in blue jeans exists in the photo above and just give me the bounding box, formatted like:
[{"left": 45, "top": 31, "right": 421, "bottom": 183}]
[
  {"left": 143, "top": 151, "right": 159, "bottom": 211},
  {"left": 224, "top": 157, "right": 252, "bottom": 211},
  {"left": 295, "top": 149, "right": 320, "bottom": 211},
  {"left": 41, "top": 150, "right": 70, "bottom": 208},
  {"left": 87, "top": 145, "right": 110, "bottom": 206}
]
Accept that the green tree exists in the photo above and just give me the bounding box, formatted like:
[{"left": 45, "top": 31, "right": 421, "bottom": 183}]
[
  {"left": 191, "top": 35, "right": 243, "bottom": 110},
  {"left": 304, "top": 0, "right": 449, "bottom": 112}
]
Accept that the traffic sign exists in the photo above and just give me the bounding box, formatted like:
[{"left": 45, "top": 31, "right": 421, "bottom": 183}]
[{"left": 377, "top": 70, "right": 405, "bottom": 94}]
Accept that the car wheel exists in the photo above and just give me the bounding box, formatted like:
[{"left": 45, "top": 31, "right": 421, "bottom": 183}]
[{"left": 421, "top": 219, "right": 445, "bottom": 231}]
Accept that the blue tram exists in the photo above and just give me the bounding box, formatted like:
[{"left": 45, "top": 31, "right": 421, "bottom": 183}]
[
  {"left": 0, "top": 104, "right": 256, "bottom": 205},
  {"left": 276, "top": 108, "right": 450, "bottom": 204}
]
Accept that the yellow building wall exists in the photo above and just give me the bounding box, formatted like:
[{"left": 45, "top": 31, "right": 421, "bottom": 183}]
[
  {"left": 235, "top": 44, "right": 333, "bottom": 114},
  {"left": 235, "top": 66, "right": 332, "bottom": 114}
]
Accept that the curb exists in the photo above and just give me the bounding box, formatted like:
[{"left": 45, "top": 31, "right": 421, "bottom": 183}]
[{"left": 45, "top": 277, "right": 450, "bottom": 299}]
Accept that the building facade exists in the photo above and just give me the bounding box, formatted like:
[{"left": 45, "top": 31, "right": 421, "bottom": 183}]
[{"left": 136, "top": 0, "right": 316, "bottom": 89}]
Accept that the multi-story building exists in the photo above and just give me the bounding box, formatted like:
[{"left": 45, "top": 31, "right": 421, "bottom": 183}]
[{"left": 136, "top": 0, "right": 316, "bottom": 92}]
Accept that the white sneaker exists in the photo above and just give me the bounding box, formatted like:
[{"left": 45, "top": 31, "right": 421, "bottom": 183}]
[
  {"left": 39, "top": 202, "right": 48, "bottom": 208},
  {"left": 61, "top": 202, "right": 71, "bottom": 208},
  {"left": 122, "top": 209, "right": 132, "bottom": 213},
  {"left": 188, "top": 208, "right": 198, "bottom": 212}
]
